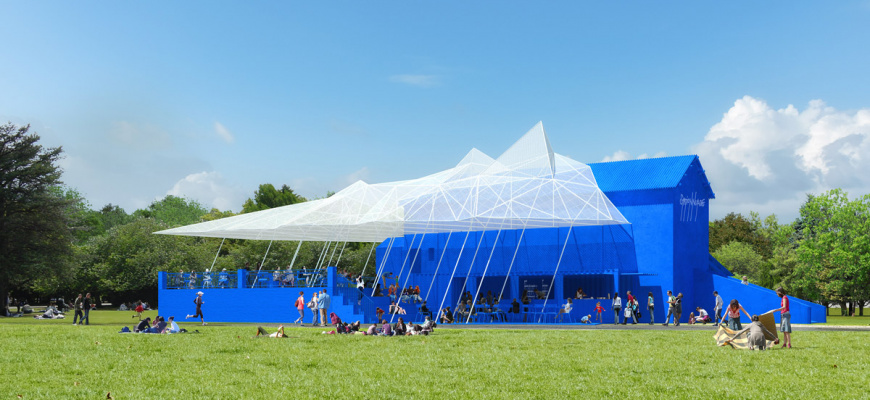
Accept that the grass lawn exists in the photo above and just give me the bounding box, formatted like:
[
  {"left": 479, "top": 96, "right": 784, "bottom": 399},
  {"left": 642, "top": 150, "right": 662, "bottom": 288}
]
[
  {"left": 1, "top": 311, "right": 868, "bottom": 399},
  {"left": 824, "top": 315, "right": 870, "bottom": 326}
]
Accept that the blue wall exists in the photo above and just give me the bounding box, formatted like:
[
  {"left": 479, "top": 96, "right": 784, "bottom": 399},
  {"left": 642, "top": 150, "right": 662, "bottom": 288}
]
[{"left": 157, "top": 156, "right": 825, "bottom": 324}]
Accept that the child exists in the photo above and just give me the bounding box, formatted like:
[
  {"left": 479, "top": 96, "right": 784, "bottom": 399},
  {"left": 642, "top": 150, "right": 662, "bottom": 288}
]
[
  {"left": 594, "top": 302, "right": 604, "bottom": 323},
  {"left": 132, "top": 301, "right": 144, "bottom": 320},
  {"left": 580, "top": 314, "right": 592, "bottom": 324}
]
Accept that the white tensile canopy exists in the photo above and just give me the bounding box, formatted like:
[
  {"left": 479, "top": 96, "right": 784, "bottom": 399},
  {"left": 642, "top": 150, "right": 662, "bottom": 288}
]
[{"left": 155, "top": 122, "right": 629, "bottom": 242}]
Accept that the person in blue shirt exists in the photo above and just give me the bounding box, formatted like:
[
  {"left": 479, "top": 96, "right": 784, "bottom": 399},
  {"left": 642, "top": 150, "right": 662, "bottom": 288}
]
[{"left": 317, "top": 289, "right": 331, "bottom": 327}]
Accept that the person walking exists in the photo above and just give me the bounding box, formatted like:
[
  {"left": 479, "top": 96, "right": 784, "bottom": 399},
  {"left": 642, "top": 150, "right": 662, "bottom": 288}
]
[
  {"left": 622, "top": 291, "right": 638, "bottom": 324},
  {"left": 72, "top": 294, "right": 84, "bottom": 325},
  {"left": 673, "top": 293, "right": 683, "bottom": 326},
  {"left": 647, "top": 292, "right": 655, "bottom": 325},
  {"left": 82, "top": 293, "right": 92, "bottom": 325},
  {"left": 611, "top": 292, "right": 621, "bottom": 325},
  {"left": 293, "top": 291, "right": 305, "bottom": 325},
  {"left": 662, "top": 290, "right": 675, "bottom": 326},
  {"left": 770, "top": 287, "right": 793, "bottom": 349},
  {"left": 318, "top": 289, "right": 331, "bottom": 326},
  {"left": 186, "top": 291, "right": 206, "bottom": 326},
  {"left": 308, "top": 292, "right": 319, "bottom": 325},
  {"left": 713, "top": 291, "right": 724, "bottom": 326}
]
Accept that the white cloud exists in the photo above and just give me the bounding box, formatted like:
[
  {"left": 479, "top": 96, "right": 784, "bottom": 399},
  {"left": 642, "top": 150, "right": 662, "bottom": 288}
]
[
  {"left": 601, "top": 150, "right": 631, "bottom": 162},
  {"left": 695, "top": 96, "right": 870, "bottom": 220},
  {"left": 600, "top": 150, "right": 667, "bottom": 162},
  {"left": 389, "top": 74, "right": 440, "bottom": 88},
  {"left": 166, "top": 171, "right": 246, "bottom": 212},
  {"left": 214, "top": 122, "right": 235, "bottom": 144}
]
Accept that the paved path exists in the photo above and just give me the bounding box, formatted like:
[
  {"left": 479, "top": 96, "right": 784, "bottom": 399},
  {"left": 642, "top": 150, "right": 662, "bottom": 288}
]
[{"left": 436, "top": 322, "right": 870, "bottom": 332}]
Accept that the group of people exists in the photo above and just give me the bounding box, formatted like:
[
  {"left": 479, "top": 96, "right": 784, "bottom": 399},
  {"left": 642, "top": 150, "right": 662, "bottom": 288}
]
[
  {"left": 175, "top": 269, "right": 232, "bottom": 289},
  {"left": 720, "top": 287, "right": 794, "bottom": 350},
  {"left": 132, "top": 316, "right": 181, "bottom": 334},
  {"left": 292, "top": 290, "right": 332, "bottom": 326}
]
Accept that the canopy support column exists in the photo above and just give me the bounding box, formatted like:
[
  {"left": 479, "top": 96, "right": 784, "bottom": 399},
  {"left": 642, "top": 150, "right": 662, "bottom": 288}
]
[
  {"left": 540, "top": 228, "right": 573, "bottom": 320},
  {"left": 467, "top": 229, "right": 502, "bottom": 323},
  {"left": 436, "top": 231, "right": 472, "bottom": 324},
  {"left": 251, "top": 240, "right": 274, "bottom": 288}
]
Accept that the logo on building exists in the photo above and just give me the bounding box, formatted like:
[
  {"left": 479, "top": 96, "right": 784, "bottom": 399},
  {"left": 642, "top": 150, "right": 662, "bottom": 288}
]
[{"left": 679, "top": 193, "right": 705, "bottom": 222}]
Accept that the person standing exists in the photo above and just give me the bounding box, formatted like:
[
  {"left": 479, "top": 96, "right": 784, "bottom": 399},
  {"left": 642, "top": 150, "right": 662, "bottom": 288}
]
[
  {"left": 308, "top": 292, "right": 319, "bottom": 325},
  {"left": 293, "top": 291, "right": 305, "bottom": 325},
  {"left": 770, "top": 287, "right": 792, "bottom": 349},
  {"left": 72, "top": 294, "right": 84, "bottom": 325},
  {"left": 82, "top": 293, "right": 92, "bottom": 325},
  {"left": 611, "top": 292, "right": 621, "bottom": 325},
  {"left": 186, "top": 291, "right": 206, "bottom": 326},
  {"left": 673, "top": 293, "right": 683, "bottom": 326},
  {"left": 713, "top": 291, "right": 724, "bottom": 325},
  {"left": 318, "top": 289, "right": 331, "bottom": 327},
  {"left": 356, "top": 274, "right": 365, "bottom": 304},
  {"left": 647, "top": 292, "right": 655, "bottom": 325},
  {"left": 662, "top": 290, "right": 675, "bottom": 326},
  {"left": 719, "top": 299, "right": 751, "bottom": 330},
  {"left": 623, "top": 291, "right": 637, "bottom": 324}
]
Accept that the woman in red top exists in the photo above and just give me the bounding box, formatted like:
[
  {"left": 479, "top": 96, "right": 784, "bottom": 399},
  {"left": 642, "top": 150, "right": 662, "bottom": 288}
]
[
  {"left": 770, "top": 287, "right": 792, "bottom": 348},
  {"left": 293, "top": 291, "right": 305, "bottom": 325}
]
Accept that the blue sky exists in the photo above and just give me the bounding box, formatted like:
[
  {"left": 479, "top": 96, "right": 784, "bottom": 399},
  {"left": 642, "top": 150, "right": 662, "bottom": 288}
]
[{"left": 2, "top": 2, "right": 869, "bottom": 220}]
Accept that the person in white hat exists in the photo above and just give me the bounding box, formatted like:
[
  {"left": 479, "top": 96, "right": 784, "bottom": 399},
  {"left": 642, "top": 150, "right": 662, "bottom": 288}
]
[{"left": 186, "top": 291, "right": 206, "bottom": 326}]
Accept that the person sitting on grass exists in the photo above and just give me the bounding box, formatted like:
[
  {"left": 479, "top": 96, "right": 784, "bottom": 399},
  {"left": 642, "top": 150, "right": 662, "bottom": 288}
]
[
  {"left": 421, "top": 316, "right": 436, "bottom": 335},
  {"left": 580, "top": 314, "right": 592, "bottom": 324},
  {"left": 145, "top": 316, "right": 167, "bottom": 333},
  {"left": 135, "top": 317, "right": 151, "bottom": 333},
  {"left": 165, "top": 316, "right": 180, "bottom": 334},
  {"left": 256, "top": 325, "right": 287, "bottom": 338},
  {"left": 366, "top": 323, "right": 378, "bottom": 336},
  {"left": 725, "top": 315, "right": 777, "bottom": 350},
  {"left": 381, "top": 319, "right": 393, "bottom": 336},
  {"left": 393, "top": 317, "right": 407, "bottom": 336}
]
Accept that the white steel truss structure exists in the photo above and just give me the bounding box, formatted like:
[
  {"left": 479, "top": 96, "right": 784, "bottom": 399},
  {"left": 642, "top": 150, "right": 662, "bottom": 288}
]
[{"left": 156, "top": 122, "right": 629, "bottom": 241}]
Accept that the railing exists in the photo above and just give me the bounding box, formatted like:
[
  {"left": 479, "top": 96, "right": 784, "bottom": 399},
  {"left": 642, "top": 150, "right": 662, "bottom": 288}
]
[
  {"left": 164, "top": 269, "right": 327, "bottom": 290},
  {"left": 166, "top": 272, "right": 237, "bottom": 289},
  {"left": 335, "top": 275, "right": 376, "bottom": 323},
  {"left": 247, "top": 269, "right": 327, "bottom": 288}
]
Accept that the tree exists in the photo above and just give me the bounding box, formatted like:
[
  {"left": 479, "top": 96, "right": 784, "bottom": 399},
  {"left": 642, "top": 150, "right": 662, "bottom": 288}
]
[
  {"left": 0, "top": 123, "right": 73, "bottom": 312},
  {"left": 709, "top": 212, "right": 771, "bottom": 257},
  {"left": 242, "top": 184, "right": 306, "bottom": 213},
  {"left": 712, "top": 240, "right": 765, "bottom": 280},
  {"left": 794, "top": 189, "right": 870, "bottom": 315},
  {"left": 79, "top": 217, "right": 214, "bottom": 306},
  {"left": 132, "top": 195, "right": 207, "bottom": 227}
]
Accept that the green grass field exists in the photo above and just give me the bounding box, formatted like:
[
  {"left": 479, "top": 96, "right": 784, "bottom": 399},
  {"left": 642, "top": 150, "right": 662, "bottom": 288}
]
[{"left": 1, "top": 311, "right": 868, "bottom": 399}]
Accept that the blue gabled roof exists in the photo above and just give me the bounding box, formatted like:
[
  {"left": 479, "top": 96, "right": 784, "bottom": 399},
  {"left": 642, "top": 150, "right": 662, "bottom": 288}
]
[{"left": 587, "top": 155, "right": 699, "bottom": 193}]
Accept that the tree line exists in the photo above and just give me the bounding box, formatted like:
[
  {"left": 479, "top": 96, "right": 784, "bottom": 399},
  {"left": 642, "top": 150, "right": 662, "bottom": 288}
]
[
  {"left": 710, "top": 189, "right": 870, "bottom": 316},
  {"left": 3, "top": 122, "right": 867, "bottom": 315},
  {"left": 0, "top": 123, "right": 375, "bottom": 310}
]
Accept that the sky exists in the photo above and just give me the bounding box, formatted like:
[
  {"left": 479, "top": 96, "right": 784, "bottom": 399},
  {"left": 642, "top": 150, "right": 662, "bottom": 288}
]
[{"left": 2, "top": 2, "right": 869, "bottom": 222}]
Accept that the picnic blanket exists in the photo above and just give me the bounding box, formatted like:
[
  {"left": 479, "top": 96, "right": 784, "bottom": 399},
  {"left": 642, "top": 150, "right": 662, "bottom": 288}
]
[{"left": 713, "top": 312, "right": 779, "bottom": 349}]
